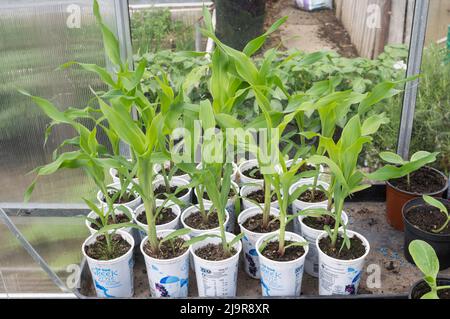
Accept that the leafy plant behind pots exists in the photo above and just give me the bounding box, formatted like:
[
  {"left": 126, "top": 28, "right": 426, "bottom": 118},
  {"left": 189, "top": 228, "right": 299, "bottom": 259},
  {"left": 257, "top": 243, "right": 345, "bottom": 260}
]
[
  {"left": 409, "top": 240, "right": 450, "bottom": 299},
  {"left": 367, "top": 151, "right": 439, "bottom": 191}
]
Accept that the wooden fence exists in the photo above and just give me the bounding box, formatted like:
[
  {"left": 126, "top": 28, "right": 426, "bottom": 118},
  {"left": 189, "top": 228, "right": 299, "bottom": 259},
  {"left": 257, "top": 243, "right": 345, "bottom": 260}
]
[{"left": 334, "top": 0, "right": 450, "bottom": 59}]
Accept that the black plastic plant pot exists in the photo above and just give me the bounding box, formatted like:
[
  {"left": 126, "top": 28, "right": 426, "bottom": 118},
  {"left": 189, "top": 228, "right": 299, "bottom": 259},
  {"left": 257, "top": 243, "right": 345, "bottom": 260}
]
[
  {"left": 409, "top": 277, "right": 450, "bottom": 299},
  {"left": 402, "top": 198, "right": 450, "bottom": 270}
]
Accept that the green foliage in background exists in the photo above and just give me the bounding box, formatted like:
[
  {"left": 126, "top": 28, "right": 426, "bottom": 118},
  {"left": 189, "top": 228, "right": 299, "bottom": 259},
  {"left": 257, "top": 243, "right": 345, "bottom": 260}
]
[{"left": 130, "top": 8, "right": 195, "bottom": 54}]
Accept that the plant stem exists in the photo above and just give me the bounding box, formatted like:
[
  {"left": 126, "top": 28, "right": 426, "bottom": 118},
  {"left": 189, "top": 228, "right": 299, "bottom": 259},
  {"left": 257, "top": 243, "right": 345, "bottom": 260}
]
[
  {"left": 196, "top": 185, "right": 209, "bottom": 224},
  {"left": 330, "top": 197, "right": 344, "bottom": 248},
  {"left": 407, "top": 173, "right": 411, "bottom": 190},
  {"left": 262, "top": 176, "right": 271, "bottom": 228},
  {"left": 137, "top": 158, "right": 159, "bottom": 253}
]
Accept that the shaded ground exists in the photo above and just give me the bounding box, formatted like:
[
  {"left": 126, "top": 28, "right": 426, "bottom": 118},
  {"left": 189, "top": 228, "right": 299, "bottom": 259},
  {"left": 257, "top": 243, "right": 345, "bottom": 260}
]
[
  {"left": 79, "top": 202, "right": 450, "bottom": 298},
  {"left": 266, "top": 0, "right": 358, "bottom": 58}
]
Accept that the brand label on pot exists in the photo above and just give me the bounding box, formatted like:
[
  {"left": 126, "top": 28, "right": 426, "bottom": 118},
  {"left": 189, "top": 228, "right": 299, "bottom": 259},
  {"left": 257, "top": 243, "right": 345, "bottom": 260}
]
[
  {"left": 197, "top": 265, "right": 238, "bottom": 297},
  {"left": 319, "top": 263, "right": 363, "bottom": 295},
  {"left": 146, "top": 258, "right": 189, "bottom": 298},
  {"left": 259, "top": 263, "right": 304, "bottom": 297}
]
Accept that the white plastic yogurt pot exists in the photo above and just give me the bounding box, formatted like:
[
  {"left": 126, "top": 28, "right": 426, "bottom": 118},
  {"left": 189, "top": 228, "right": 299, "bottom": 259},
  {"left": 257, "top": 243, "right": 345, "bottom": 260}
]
[
  {"left": 289, "top": 179, "right": 330, "bottom": 234},
  {"left": 316, "top": 230, "right": 370, "bottom": 296},
  {"left": 109, "top": 167, "right": 139, "bottom": 185},
  {"left": 140, "top": 230, "right": 190, "bottom": 298},
  {"left": 133, "top": 202, "right": 182, "bottom": 242},
  {"left": 153, "top": 177, "right": 192, "bottom": 207},
  {"left": 85, "top": 206, "right": 134, "bottom": 236},
  {"left": 190, "top": 231, "right": 242, "bottom": 297},
  {"left": 154, "top": 161, "right": 191, "bottom": 182},
  {"left": 255, "top": 231, "right": 309, "bottom": 297},
  {"left": 96, "top": 182, "right": 141, "bottom": 210},
  {"left": 82, "top": 230, "right": 135, "bottom": 298},
  {"left": 238, "top": 159, "right": 265, "bottom": 186},
  {"left": 194, "top": 181, "right": 239, "bottom": 233},
  {"left": 240, "top": 184, "right": 279, "bottom": 211},
  {"left": 238, "top": 206, "right": 280, "bottom": 279},
  {"left": 180, "top": 203, "right": 231, "bottom": 236},
  {"left": 298, "top": 206, "right": 348, "bottom": 277}
]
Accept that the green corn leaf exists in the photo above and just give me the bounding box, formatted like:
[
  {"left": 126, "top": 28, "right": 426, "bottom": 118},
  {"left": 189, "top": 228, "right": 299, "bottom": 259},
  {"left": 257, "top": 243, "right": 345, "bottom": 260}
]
[
  {"left": 182, "top": 233, "right": 221, "bottom": 248},
  {"left": 228, "top": 232, "right": 245, "bottom": 248},
  {"left": 60, "top": 62, "right": 116, "bottom": 87},
  {"left": 93, "top": 0, "right": 122, "bottom": 67},
  {"left": 243, "top": 16, "right": 288, "bottom": 57},
  {"left": 160, "top": 228, "right": 191, "bottom": 244}
]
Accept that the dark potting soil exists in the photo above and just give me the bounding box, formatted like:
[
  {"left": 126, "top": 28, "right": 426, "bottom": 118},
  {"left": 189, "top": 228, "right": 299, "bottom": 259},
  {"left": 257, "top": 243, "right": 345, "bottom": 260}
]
[
  {"left": 114, "top": 170, "right": 136, "bottom": 179},
  {"left": 195, "top": 243, "right": 237, "bottom": 261},
  {"left": 154, "top": 185, "right": 189, "bottom": 200},
  {"left": 137, "top": 207, "right": 177, "bottom": 226},
  {"left": 303, "top": 215, "right": 337, "bottom": 231},
  {"left": 143, "top": 237, "right": 187, "bottom": 259},
  {"left": 405, "top": 204, "right": 450, "bottom": 235},
  {"left": 90, "top": 214, "right": 130, "bottom": 230},
  {"left": 184, "top": 210, "right": 220, "bottom": 230},
  {"left": 103, "top": 190, "right": 136, "bottom": 204},
  {"left": 246, "top": 189, "right": 277, "bottom": 204},
  {"left": 161, "top": 167, "right": 184, "bottom": 177},
  {"left": 84, "top": 233, "right": 131, "bottom": 261},
  {"left": 299, "top": 189, "right": 327, "bottom": 203},
  {"left": 203, "top": 188, "right": 236, "bottom": 200},
  {"left": 261, "top": 241, "right": 305, "bottom": 262},
  {"left": 319, "top": 235, "right": 366, "bottom": 260},
  {"left": 242, "top": 166, "right": 264, "bottom": 179},
  {"left": 242, "top": 213, "right": 280, "bottom": 233},
  {"left": 411, "top": 280, "right": 450, "bottom": 299},
  {"left": 389, "top": 166, "right": 446, "bottom": 194}
]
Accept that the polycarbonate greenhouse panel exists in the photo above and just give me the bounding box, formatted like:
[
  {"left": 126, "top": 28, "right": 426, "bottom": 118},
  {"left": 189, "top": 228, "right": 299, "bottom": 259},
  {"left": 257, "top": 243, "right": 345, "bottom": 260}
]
[{"left": 0, "top": 0, "right": 118, "bottom": 207}]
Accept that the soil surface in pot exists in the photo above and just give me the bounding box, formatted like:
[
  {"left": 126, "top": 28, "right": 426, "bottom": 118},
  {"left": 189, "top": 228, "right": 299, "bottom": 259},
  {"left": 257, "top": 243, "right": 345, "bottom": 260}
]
[
  {"left": 299, "top": 189, "right": 327, "bottom": 203},
  {"left": 154, "top": 184, "right": 189, "bottom": 200},
  {"left": 90, "top": 214, "right": 130, "bottom": 230},
  {"left": 246, "top": 189, "right": 277, "bottom": 204},
  {"left": 261, "top": 241, "right": 305, "bottom": 262},
  {"left": 405, "top": 203, "right": 450, "bottom": 234},
  {"left": 102, "top": 190, "right": 137, "bottom": 204},
  {"left": 143, "top": 237, "right": 187, "bottom": 259},
  {"left": 303, "top": 215, "right": 337, "bottom": 230},
  {"left": 319, "top": 235, "right": 366, "bottom": 260},
  {"left": 242, "top": 166, "right": 263, "bottom": 179},
  {"left": 389, "top": 166, "right": 446, "bottom": 194},
  {"left": 84, "top": 233, "right": 131, "bottom": 260},
  {"left": 184, "top": 210, "right": 220, "bottom": 230},
  {"left": 242, "top": 214, "right": 280, "bottom": 233},
  {"left": 195, "top": 243, "right": 237, "bottom": 261},
  {"left": 160, "top": 167, "right": 185, "bottom": 177},
  {"left": 203, "top": 188, "right": 236, "bottom": 200},
  {"left": 137, "top": 207, "right": 176, "bottom": 226},
  {"left": 411, "top": 280, "right": 450, "bottom": 299}
]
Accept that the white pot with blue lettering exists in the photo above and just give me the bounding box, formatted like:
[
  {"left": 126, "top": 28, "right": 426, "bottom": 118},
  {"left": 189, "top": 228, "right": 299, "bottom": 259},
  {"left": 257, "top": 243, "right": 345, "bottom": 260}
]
[
  {"left": 316, "top": 230, "right": 370, "bottom": 296},
  {"left": 190, "top": 231, "right": 242, "bottom": 297},
  {"left": 298, "top": 205, "right": 348, "bottom": 277},
  {"left": 289, "top": 179, "right": 330, "bottom": 234},
  {"left": 255, "top": 231, "right": 308, "bottom": 297},
  {"left": 238, "top": 206, "right": 280, "bottom": 279},
  {"left": 96, "top": 182, "right": 141, "bottom": 210},
  {"left": 140, "top": 230, "right": 190, "bottom": 298},
  {"left": 82, "top": 230, "right": 135, "bottom": 298},
  {"left": 153, "top": 177, "right": 192, "bottom": 206},
  {"left": 240, "top": 184, "right": 279, "bottom": 211},
  {"left": 133, "top": 202, "right": 182, "bottom": 243}
]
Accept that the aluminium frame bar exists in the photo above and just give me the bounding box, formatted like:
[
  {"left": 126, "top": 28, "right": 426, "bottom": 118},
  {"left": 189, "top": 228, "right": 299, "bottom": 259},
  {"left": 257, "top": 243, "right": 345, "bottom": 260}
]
[{"left": 397, "top": 0, "right": 430, "bottom": 159}]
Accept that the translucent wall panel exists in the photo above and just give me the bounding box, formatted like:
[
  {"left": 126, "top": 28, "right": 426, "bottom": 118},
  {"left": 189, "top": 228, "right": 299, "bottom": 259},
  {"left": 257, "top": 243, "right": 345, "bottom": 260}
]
[
  {"left": 410, "top": 1, "right": 450, "bottom": 175},
  {"left": 0, "top": 0, "right": 116, "bottom": 206},
  {"left": 0, "top": 211, "right": 88, "bottom": 295}
]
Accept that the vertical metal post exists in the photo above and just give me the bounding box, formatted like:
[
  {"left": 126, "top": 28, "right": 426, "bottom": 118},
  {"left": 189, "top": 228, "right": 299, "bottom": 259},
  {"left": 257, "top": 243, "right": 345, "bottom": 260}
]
[
  {"left": 113, "top": 0, "right": 135, "bottom": 157},
  {"left": 397, "top": 0, "right": 430, "bottom": 159}
]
